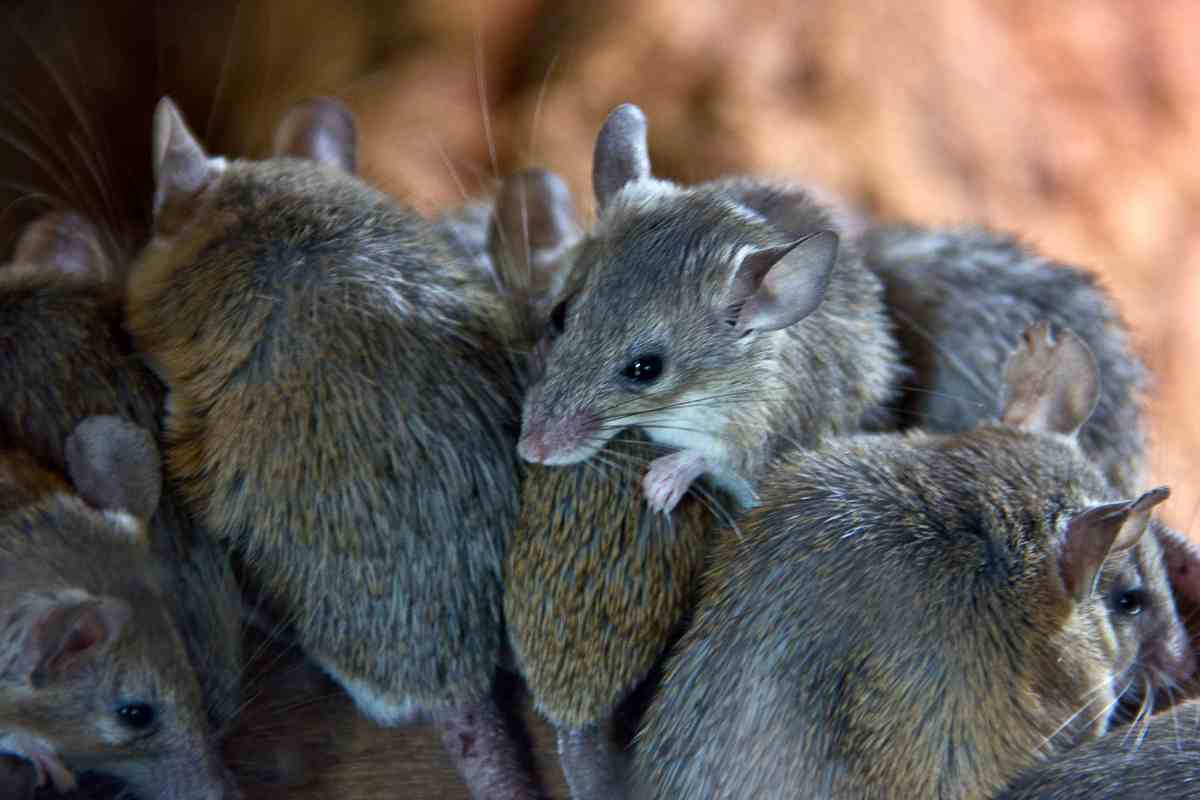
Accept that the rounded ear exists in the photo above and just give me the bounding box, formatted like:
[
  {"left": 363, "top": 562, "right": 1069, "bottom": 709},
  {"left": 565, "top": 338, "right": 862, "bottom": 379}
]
[
  {"left": 487, "top": 168, "right": 581, "bottom": 303},
  {"left": 1059, "top": 486, "right": 1169, "bottom": 601},
  {"left": 272, "top": 96, "right": 357, "bottom": 174},
  {"left": 1000, "top": 321, "right": 1100, "bottom": 437},
  {"left": 64, "top": 416, "right": 161, "bottom": 525},
  {"left": 152, "top": 97, "right": 222, "bottom": 235},
  {"left": 11, "top": 211, "right": 113, "bottom": 283},
  {"left": 733, "top": 230, "right": 839, "bottom": 335},
  {"left": 592, "top": 103, "right": 651, "bottom": 212},
  {"left": 10, "top": 593, "right": 130, "bottom": 689}
]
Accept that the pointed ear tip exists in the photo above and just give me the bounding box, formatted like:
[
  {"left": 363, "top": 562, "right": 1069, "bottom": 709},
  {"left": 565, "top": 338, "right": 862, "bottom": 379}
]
[{"left": 1136, "top": 485, "right": 1171, "bottom": 510}]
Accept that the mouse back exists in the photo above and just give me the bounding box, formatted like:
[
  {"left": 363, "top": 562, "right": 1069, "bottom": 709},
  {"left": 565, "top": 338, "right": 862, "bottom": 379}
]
[
  {"left": 861, "top": 223, "right": 1148, "bottom": 496},
  {"left": 504, "top": 428, "right": 715, "bottom": 729},
  {"left": 634, "top": 322, "right": 1169, "bottom": 800},
  {"left": 0, "top": 417, "right": 233, "bottom": 799},
  {"left": 126, "top": 96, "right": 524, "bottom": 714},
  {"left": 994, "top": 698, "right": 1200, "bottom": 800}
]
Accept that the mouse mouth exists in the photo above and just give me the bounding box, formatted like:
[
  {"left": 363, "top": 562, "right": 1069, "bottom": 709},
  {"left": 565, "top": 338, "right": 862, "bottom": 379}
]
[{"left": 517, "top": 411, "right": 611, "bottom": 465}]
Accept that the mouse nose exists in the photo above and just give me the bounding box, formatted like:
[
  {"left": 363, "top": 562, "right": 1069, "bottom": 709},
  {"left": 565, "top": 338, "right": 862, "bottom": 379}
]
[{"left": 517, "top": 428, "right": 548, "bottom": 463}]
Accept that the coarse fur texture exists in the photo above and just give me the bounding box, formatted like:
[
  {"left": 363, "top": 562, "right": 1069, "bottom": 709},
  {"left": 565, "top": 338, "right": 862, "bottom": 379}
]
[
  {"left": 125, "top": 99, "right": 532, "bottom": 797},
  {"left": 861, "top": 223, "right": 1146, "bottom": 496},
  {"left": 634, "top": 326, "right": 1168, "bottom": 800},
  {"left": 0, "top": 214, "right": 244, "bottom": 748},
  {"left": 0, "top": 421, "right": 234, "bottom": 800},
  {"left": 518, "top": 104, "right": 901, "bottom": 512},
  {"left": 504, "top": 428, "right": 713, "bottom": 728},
  {"left": 994, "top": 698, "right": 1200, "bottom": 799}
]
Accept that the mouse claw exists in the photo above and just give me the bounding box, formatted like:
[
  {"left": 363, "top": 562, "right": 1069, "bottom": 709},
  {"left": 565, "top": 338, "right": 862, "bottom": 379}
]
[{"left": 643, "top": 451, "right": 708, "bottom": 515}]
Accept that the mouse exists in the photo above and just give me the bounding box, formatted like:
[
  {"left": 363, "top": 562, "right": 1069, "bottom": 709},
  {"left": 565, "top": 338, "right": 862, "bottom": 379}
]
[
  {"left": 859, "top": 222, "right": 1148, "bottom": 497},
  {"left": 633, "top": 321, "right": 1173, "bottom": 800},
  {"left": 855, "top": 223, "right": 1197, "bottom": 715},
  {"left": 515, "top": 102, "right": 901, "bottom": 515},
  {"left": 993, "top": 697, "right": 1200, "bottom": 800},
  {"left": 0, "top": 209, "right": 246, "bottom": 742},
  {"left": 123, "top": 96, "right": 542, "bottom": 799},
  {"left": 0, "top": 415, "right": 237, "bottom": 800},
  {"left": 485, "top": 167, "right": 725, "bottom": 799}
]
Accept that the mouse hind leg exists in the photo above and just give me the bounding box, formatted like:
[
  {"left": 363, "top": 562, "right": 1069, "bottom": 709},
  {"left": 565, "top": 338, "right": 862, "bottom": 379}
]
[
  {"left": 556, "top": 723, "right": 629, "bottom": 800},
  {"left": 430, "top": 697, "right": 546, "bottom": 800}
]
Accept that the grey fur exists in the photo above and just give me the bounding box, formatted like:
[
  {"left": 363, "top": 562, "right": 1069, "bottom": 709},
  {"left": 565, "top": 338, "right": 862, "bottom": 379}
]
[
  {"left": 521, "top": 163, "right": 901, "bottom": 506},
  {"left": 126, "top": 101, "right": 535, "bottom": 797},
  {"left": 635, "top": 395, "right": 1164, "bottom": 798},
  {"left": 994, "top": 699, "right": 1200, "bottom": 799},
  {"left": 861, "top": 223, "right": 1146, "bottom": 496}
]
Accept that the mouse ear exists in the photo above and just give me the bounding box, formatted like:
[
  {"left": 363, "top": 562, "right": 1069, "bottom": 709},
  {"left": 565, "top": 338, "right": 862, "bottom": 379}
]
[
  {"left": 272, "top": 96, "right": 357, "bottom": 174},
  {"left": 1154, "top": 522, "right": 1200, "bottom": 620},
  {"left": 1000, "top": 321, "right": 1100, "bottom": 437},
  {"left": 1059, "top": 486, "right": 1169, "bottom": 601},
  {"left": 64, "top": 416, "right": 161, "bottom": 537},
  {"left": 11, "top": 211, "right": 113, "bottom": 283},
  {"left": 731, "top": 230, "right": 838, "bottom": 335},
  {"left": 8, "top": 593, "right": 130, "bottom": 688},
  {"left": 593, "top": 103, "right": 651, "bottom": 212},
  {"left": 152, "top": 97, "right": 222, "bottom": 236},
  {"left": 487, "top": 168, "right": 581, "bottom": 306}
]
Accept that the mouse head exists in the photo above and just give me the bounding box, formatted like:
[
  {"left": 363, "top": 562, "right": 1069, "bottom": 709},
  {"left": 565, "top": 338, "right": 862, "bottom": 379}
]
[
  {"left": 1101, "top": 521, "right": 1198, "bottom": 718},
  {"left": 986, "top": 322, "right": 1172, "bottom": 736},
  {"left": 2, "top": 211, "right": 115, "bottom": 285},
  {"left": 517, "top": 103, "right": 840, "bottom": 465},
  {"left": 0, "top": 417, "right": 235, "bottom": 799}
]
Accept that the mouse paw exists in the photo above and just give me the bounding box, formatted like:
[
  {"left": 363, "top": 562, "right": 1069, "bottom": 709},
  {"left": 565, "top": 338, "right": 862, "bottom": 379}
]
[
  {"left": 643, "top": 451, "right": 708, "bottom": 514},
  {"left": 0, "top": 734, "right": 76, "bottom": 794}
]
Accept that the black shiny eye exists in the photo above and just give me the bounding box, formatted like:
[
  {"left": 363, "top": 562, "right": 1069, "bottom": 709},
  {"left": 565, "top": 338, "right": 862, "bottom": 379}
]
[
  {"left": 550, "top": 300, "right": 568, "bottom": 333},
  {"left": 116, "top": 703, "right": 157, "bottom": 730},
  {"left": 622, "top": 354, "right": 663, "bottom": 383},
  {"left": 1114, "top": 589, "right": 1145, "bottom": 616}
]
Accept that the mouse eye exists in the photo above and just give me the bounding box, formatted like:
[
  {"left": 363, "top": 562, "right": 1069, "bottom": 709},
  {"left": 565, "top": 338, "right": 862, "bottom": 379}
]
[
  {"left": 550, "top": 300, "right": 569, "bottom": 333},
  {"left": 622, "top": 354, "right": 663, "bottom": 383},
  {"left": 116, "top": 703, "right": 157, "bottom": 730},
  {"left": 1113, "top": 589, "right": 1146, "bottom": 617}
]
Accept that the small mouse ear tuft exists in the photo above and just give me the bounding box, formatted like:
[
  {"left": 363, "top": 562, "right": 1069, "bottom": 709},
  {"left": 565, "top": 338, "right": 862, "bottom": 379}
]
[
  {"left": 488, "top": 168, "right": 581, "bottom": 308},
  {"left": 732, "top": 230, "right": 838, "bottom": 335},
  {"left": 11, "top": 594, "right": 130, "bottom": 688},
  {"left": 11, "top": 211, "right": 113, "bottom": 283},
  {"left": 593, "top": 103, "right": 651, "bottom": 212},
  {"left": 1000, "top": 321, "right": 1099, "bottom": 437},
  {"left": 152, "top": 97, "right": 220, "bottom": 235},
  {"left": 272, "top": 96, "right": 357, "bottom": 174},
  {"left": 64, "top": 416, "right": 162, "bottom": 530},
  {"left": 1059, "top": 486, "right": 1169, "bottom": 601}
]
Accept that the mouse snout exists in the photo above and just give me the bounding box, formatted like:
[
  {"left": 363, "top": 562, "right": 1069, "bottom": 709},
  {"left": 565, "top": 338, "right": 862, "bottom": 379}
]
[{"left": 517, "top": 411, "right": 599, "bottom": 465}]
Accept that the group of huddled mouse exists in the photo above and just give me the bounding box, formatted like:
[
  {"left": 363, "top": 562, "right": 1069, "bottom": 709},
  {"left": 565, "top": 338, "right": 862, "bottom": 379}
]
[{"left": 1, "top": 91, "right": 1199, "bottom": 800}]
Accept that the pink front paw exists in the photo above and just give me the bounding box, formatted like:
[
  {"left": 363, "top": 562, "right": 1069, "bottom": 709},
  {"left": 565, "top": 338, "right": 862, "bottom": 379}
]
[{"left": 642, "top": 451, "right": 708, "bottom": 514}]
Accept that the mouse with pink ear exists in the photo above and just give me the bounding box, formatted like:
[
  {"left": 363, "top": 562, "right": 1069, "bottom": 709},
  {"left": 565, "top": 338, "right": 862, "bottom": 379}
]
[
  {"left": 124, "top": 97, "right": 540, "bottom": 798},
  {"left": 0, "top": 416, "right": 237, "bottom": 800},
  {"left": 516, "top": 102, "right": 901, "bottom": 514},
  {"left": 635, "top": 322, "right": 1173, "bottom": 800}
]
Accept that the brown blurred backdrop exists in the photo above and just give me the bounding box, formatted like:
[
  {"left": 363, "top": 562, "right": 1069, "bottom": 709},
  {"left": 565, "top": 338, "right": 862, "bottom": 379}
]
[{"left": 3, "top": 0, "right": 1198, "bottom": 535}]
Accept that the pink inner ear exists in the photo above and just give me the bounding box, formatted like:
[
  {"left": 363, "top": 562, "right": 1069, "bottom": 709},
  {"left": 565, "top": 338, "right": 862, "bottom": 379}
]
[{"left": 30, "top": 603, "right": 113, "bottom": 684}]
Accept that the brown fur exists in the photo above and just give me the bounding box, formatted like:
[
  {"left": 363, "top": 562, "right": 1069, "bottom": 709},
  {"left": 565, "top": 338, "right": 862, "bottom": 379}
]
[
  {"left": 635, "top": 327, "right": 1167, "bottom": 800},
  {"left": 504, "top": 429, "right": 714, "bottom": 729}
]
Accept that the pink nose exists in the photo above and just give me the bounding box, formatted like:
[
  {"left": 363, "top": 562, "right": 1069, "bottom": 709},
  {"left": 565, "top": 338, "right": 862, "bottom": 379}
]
[{"left": 517, "top": 430, "right": 548, "bottom": 463}]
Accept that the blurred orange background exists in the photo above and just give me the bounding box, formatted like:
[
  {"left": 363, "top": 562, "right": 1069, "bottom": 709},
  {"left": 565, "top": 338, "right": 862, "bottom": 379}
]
[{"left": 4, "top": 0, "right": 1198, "bottom": 534}]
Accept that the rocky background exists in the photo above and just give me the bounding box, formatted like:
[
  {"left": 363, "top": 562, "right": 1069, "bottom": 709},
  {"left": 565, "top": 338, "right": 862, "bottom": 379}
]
[{"left": 3, "top": 0, "right": 1198, "bottom": 533}]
